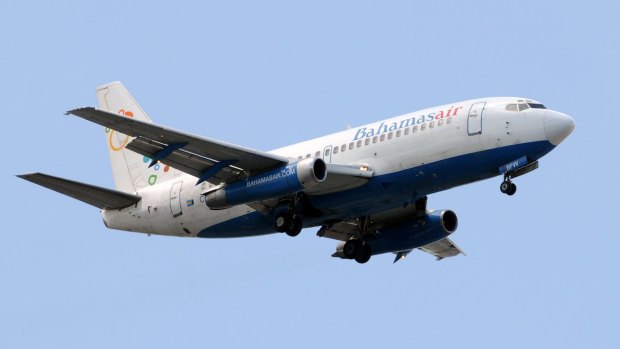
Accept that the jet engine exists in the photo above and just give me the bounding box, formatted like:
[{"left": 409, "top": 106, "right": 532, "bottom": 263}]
[{"left": 205, "top": 157, "right": 327, "bottom": 209}]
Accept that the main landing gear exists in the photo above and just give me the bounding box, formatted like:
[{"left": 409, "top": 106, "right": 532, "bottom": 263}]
[
  {"left": 343, "top": 239, "right": 372, "bottom": 264},
  {"left": 274, "top": 212, "right": 303, "bottom": 237},
  {"left": 341, "top": 215, "right": 373, "bottom": 264},
  {"left": 500, "top": 176, "right": 517, "bottom": 196}
]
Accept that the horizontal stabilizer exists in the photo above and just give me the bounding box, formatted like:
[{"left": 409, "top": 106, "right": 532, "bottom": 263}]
[{"left": 18, "top": 172, "right": 141, "bottom": 210}]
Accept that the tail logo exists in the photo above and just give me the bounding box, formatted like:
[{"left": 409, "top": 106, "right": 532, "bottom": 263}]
[{"left": 105, "top": 109, "right": 134, "bottom": 151}]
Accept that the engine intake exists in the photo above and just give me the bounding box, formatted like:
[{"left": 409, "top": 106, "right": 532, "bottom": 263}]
[{"left": 205, "top": 158, "right": 327, "bottom": 209}]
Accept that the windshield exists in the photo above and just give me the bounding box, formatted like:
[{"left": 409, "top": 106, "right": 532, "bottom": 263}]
[{"left": 505, "top": 102, "right": 546, "bottom": 112}]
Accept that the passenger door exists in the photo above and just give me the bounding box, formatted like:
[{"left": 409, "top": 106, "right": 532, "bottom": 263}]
[{"left": 467, "top": 102, "right": 485, "bottom": 135}]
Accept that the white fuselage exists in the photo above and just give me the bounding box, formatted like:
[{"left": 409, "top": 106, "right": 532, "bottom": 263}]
[{"left": 102, "top": 97, "right": 568, "bottom": 238}]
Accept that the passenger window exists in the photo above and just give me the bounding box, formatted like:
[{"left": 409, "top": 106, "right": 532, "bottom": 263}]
[
  {"left": 412, "top": 125, "right": 418, "bottom": 133},
  {"left": 325, "top": 148, "right": 331, "bottom": 156},
  {"left": 388, "top": 132, "right": 393, "bottom": 140},
  {"left": 365, "top": 138, "right": 370, "bottom": 146},
  {"left": 333, "top": 147, "right": 338, "bottom": 154},
  {"left": 396, "top": 130, "right": 401, "bottom": 137},
  {"left": 404, "top": 128, "right": 409, "bottom": 135},
  {"left": 506, "top": 104, "right": 518, "bottom": 111},
  {"left": 306, "top": 154, "right": 311, "bottom": 158},
  {"left": 380, "top": 134, "right": 386, "bottom": 142},
  {"left": 298, "top": 156, "right": 303, "bottom": 160},
  {"left": 356, "top": 140, "right": 362, "bottom": 148},
  {"left": 421, "top": 123, "right": 426, "bottom": 131},
  {"left": 315, "top": 151, "right": 320, "bottom": 157},
  {"left": 373, "top": 136, "right": 378, "bottom": 143},
  {"left": 438, "top": 119, "right": 444, "bottom": 127},
  {"left": 341, "top": 144, "right": 346, "bottom": 152},
  {"left": 447, "top": 117, "right": 452, "bottom": 124},
  {"left": 518, "top": 103, "right": 529, "bottom": 111},
  {"left": 430, "top": 121, "right": 435, "bottom": 129},
  {"left": 349, "top": 142, "right": 354, "bottom": 150}
]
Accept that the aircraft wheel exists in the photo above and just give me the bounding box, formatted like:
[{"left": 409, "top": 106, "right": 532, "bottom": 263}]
[
  {"left": 274, "top": 213, "right": 293, "bottom": 233},
  {"left": 343, "top": 239, "right": 361, "bottom": 259},
  {"left": 500, "top": 181, "right": 511, "bottom": 194},
  {"left": 354, "top": 244, "right": 372, "bottom": 264},
  {"left": 507, "top": 183, "right": 517, "bottom": 196},
  {"left": 285, "top": 216, "right": 303, "bottom": 237}
]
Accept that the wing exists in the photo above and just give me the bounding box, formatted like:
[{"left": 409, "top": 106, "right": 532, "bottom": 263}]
[
  {"left": 67, "top": 107, "right": 289, "bottom": 184},
  {"left": 18, "top": 172, "right": 141, "bottom": 210},
  {"left": 317, "top": 205, "right": 464, "bottom": 261}
]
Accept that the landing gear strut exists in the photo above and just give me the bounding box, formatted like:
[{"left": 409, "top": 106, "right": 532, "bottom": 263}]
[
  {"left": 274, "top": 212, "right": 303, "bottom": 237},
  {"left": 500, "top": 176, "right": 517, "bottom": 196}
]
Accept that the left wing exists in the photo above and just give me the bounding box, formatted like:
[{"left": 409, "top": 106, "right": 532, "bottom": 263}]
[
  {"left": 317, "top": 207, "right": 464, "bottom": 261},
  {"left": 68, "top": 107, "right": 290, "bottom": 184},
  {"left": 18, "top": 172, "right": 141, "bottom": 210}
]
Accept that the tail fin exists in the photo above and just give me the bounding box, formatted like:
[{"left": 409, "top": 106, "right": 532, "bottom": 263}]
[{"left": 96, "top": 82, "right": 181, "bottom": 192}]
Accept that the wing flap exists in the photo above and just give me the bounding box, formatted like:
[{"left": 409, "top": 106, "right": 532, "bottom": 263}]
[
  {"left": 18, "top": 172, "right": 141, "bottom": 210},
  {"left": 67, "top": 107, "right": 289, "bottom": 183},
  {"left": 419, "top": 237, "right": 465, "bottom": 260},
  {"left": 126, "top": 136, "right": 244, "bottom": 182},
  {"left": 316, "top": 220, "right": 358, "bottom": 241}
]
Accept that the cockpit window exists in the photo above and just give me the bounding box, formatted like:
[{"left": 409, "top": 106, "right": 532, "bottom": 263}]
[
  {"left": 506, "top": 104, "right": 517, "bottom": 111},
  {"left": 528, "top": 103, "right": 546, "bottom": 109},
  {"left": 507, "top": 102, "right": 546, "bottom": 112},
  {"left": 518, "top": 103, "right": 529, "bottom": 111}
]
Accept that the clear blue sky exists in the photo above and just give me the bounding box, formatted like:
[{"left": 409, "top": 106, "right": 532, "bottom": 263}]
[{"left": 1, "top": 1, "right": 618, "bottom": 348}]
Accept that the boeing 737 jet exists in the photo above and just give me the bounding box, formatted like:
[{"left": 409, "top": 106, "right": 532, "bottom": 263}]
[{"left": 19, "top": 82, "right": 575, "bottom": 263}]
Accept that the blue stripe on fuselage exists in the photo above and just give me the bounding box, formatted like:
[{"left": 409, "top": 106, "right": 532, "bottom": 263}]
[{"left": 198, "top": 141, "right": 554, "bottom": 238}]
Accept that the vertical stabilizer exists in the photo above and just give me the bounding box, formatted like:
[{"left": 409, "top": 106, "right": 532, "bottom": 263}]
[{"left": 96, "top": 82, "right": 181, "bottom": 192}]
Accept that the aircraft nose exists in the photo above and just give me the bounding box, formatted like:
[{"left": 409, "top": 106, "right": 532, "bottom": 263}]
[{"left": 544, "top": 111, "right": 575, "bottom": 146}]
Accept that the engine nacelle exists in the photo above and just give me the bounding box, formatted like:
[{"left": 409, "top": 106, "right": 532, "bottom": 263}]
[
  {"left": 365, "top": 210, "right": 458, "bottom": 256},
  {"left": 205, "top": 158, "right": 327, "bottom": 209}
]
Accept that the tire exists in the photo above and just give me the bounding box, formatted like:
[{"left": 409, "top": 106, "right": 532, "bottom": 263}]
[
  {"left": 286, "top": 217, "right": 303, "bottom": 237},
  {"left": 354, "top": 244, "right": 372, "bottom": 264},
  {"left": 343, "top": 240, "right": 360, "bottom": 259},
  {"left": 500, "top": 181, "right": 511, "bottom": 194},
  {"left": 507, "top": 183, "right": 517, "bottom": 196},
  {"left": 274, "top": 214, "right": 292, "bottom": 233}
]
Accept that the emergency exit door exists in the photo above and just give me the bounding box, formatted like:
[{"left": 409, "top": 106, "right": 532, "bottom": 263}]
[{"left": 170, "top": 181, "right": 183, "bottom": 218}]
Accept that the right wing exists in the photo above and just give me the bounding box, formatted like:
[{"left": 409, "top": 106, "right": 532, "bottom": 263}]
[
  {"left": 68, "top": 107, "right": 374, "bottom": 196},
  {"left": 67, "top": 107, "right": 290, "bottom": 184}
]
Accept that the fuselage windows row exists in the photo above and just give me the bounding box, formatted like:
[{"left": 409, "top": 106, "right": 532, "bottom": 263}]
[{"left": 297, "top": 117, "right": 453, "bottom": 160}]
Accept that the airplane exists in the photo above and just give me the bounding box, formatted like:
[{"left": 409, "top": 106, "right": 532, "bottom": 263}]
[{"left": 18, "top": 82, "right": 575, "bottom": 264}]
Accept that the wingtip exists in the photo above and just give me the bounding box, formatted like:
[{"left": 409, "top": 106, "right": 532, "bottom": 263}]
[
  {"left": 66, "top": 106, "right": 96, "bottom": 116},
  {"left": 16, "top": 172, "right": 37, "bottom": 179}
]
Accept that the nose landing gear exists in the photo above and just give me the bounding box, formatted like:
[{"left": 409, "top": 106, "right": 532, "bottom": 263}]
[{"left": 500, "top": 176, "right": 517, "bottom": 196}]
